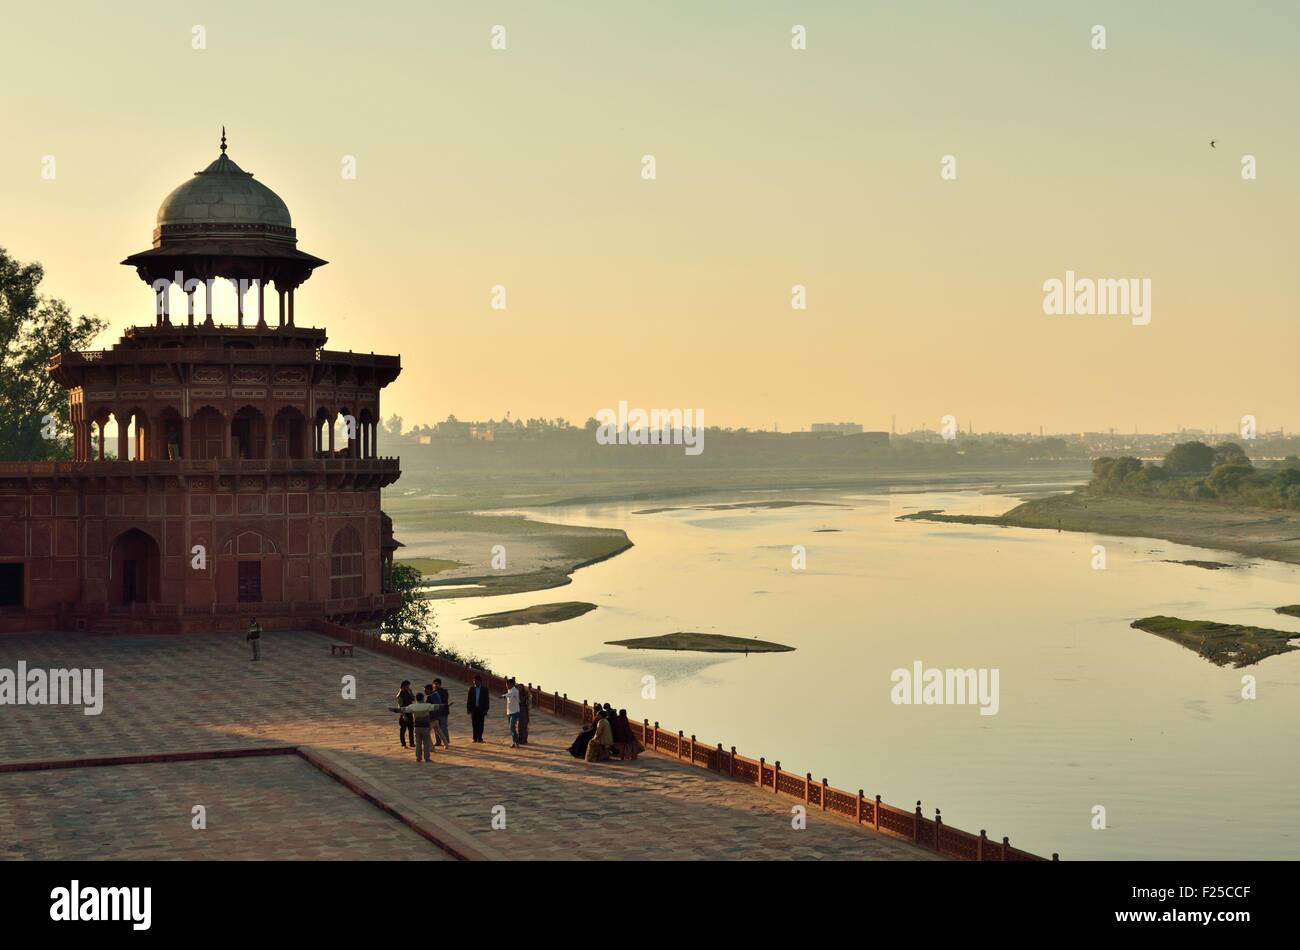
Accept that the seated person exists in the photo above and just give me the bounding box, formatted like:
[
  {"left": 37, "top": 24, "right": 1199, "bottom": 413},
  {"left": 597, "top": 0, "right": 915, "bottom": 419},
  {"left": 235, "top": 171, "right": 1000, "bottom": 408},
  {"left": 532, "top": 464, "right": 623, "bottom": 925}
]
[
  {"left": 584, "top": 709, "right": 614, "bottom": 762},
  {"left": 568, "top": 721, "right": 596, "bottom": 759},
  {"left": 610, "top": 709, "right": 645, "bottom": 760}
]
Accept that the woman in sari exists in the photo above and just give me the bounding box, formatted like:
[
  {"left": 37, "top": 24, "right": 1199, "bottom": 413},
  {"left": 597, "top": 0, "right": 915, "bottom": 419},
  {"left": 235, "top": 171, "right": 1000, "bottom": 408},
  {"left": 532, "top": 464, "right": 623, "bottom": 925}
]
[
  {"left": 568, "top": 721, "right": 595, "bottom": 759},
  {"left": 584, "top": 710, "right": 614, "bottom": 762},
  {"left": 611, "top": 709, "right": 645, "bottom": 760}
]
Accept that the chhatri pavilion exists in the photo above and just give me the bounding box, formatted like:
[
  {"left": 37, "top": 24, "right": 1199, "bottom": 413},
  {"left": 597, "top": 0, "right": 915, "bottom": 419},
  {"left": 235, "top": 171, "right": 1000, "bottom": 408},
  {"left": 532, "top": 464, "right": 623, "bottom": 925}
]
[{"left": 0, "top": 134, "right": 403, "bottom": 633}]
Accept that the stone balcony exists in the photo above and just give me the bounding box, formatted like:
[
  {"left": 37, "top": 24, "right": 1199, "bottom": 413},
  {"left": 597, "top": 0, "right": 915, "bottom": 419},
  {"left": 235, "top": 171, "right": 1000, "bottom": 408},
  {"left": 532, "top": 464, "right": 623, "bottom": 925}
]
[{"left": 0, "top": 456, "right": 401, "bottom": 488}]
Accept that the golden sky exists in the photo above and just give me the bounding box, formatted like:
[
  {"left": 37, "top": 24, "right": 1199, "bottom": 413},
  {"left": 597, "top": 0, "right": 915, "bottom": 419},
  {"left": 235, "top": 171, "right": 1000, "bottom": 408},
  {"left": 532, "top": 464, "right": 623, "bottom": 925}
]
[{"left": 3, "top": 1, "right": 1297, "bottom": 433}]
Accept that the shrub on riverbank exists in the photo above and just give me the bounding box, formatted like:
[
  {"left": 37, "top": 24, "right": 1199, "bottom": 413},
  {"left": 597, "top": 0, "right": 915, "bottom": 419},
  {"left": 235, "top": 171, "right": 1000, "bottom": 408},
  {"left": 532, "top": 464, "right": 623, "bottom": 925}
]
[{"left": 1089, "top": 442, "right": 1300, "bottom": 510}]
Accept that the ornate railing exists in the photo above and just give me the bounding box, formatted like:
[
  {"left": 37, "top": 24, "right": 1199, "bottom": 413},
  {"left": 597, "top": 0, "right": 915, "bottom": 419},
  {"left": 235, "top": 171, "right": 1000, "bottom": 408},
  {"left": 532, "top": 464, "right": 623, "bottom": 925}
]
[
  {"left": 0, "top": 457, "right": 400, "bottom": 477},
  {"left": 51, "top": 348, "right": 399, "bottom": 369},
  {"left": 314, "top": 620, "right": 1056, "bottom": 862},
  {"left": 76, "top": 593, "right": 401, "bottom": 620}
]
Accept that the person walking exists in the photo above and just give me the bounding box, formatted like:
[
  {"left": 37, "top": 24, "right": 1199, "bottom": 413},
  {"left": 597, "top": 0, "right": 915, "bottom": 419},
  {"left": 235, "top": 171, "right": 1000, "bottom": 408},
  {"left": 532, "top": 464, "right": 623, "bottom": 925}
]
[
  {"left": 503, "top": 678, "right": 521, "bottom": 748},
  {"left": 396, "top": 680, "right": 415, "bottom": 749},
  {"left": 246, "top": 618, "right": 262, "bottom": 661},
  {"left": 429, "top": 678, "right": 451, "bottom": 749},
  {"left": 390, "top": 692, "right": 437, "bottom": 763},
  {"left": 467, "top": 674, "right": 490, "bottom": 742}
]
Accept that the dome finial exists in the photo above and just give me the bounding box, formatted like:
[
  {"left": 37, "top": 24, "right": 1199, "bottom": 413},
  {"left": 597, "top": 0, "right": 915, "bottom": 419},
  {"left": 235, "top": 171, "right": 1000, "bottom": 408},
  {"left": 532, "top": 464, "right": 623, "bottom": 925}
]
[{"left": 220, "top": 126, "right": 227, "bottom": 154}]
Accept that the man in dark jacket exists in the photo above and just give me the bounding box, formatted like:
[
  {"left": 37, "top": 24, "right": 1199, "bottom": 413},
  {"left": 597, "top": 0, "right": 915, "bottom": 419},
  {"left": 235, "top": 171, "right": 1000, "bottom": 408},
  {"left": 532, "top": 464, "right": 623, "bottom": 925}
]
[
  {"left": 397, "top": 680, "right": 415, "bottom": 748},
  {"left": 428, "top": 679, "right": 451, "bottom": 748},
  {"left": 466, "top": 674, "right": 490, "bottom": 743}
]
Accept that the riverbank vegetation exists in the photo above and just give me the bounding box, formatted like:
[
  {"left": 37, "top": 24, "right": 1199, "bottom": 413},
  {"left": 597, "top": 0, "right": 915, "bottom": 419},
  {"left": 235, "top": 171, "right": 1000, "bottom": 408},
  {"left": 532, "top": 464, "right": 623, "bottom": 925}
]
[
  {"left": 1090, "top": 441, "right": 1300, "bottom": 509},
  {"left": 900, "top": 442, "right": 1300, "bottom": 565}
]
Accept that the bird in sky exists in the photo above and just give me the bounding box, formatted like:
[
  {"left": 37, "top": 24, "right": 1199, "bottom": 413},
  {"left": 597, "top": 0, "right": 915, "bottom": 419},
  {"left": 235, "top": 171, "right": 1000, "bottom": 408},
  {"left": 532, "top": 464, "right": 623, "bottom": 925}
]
[{"left": 1210, "top": 139, "right": 1217, "bottom": 148}]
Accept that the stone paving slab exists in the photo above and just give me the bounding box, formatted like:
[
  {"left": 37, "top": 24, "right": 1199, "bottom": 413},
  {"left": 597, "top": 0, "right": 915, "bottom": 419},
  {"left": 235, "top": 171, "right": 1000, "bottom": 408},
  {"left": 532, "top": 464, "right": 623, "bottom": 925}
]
[
  {"left": 0, "top": 632, "right": 936, "bottom": 860},
  {"left": 0, "top": 754, "right": 453, "bottom": 861}
]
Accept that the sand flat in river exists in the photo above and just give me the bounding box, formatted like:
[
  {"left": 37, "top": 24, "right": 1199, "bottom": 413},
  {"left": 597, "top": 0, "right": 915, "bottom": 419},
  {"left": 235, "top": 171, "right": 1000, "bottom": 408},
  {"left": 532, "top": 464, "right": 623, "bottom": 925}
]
[{"left": 606, "top": 633, "right": 794, "bottom": 653}]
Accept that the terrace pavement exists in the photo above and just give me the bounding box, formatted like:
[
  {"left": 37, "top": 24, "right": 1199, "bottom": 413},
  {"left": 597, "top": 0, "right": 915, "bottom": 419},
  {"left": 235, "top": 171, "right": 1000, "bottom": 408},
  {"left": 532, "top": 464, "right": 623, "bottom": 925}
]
[{"left": 0, "top": 631, "right": 936, "bottom": 861}]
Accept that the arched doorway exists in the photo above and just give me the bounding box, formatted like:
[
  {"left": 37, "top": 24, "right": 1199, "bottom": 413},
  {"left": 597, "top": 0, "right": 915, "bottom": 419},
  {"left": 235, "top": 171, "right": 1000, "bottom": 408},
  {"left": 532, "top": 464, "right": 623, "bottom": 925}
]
[
  {"left": 192, "top": 406, "right": 225, "bottom": 459},
  {"left": 231, "top": 406, "right": 267, "bottom": 460},
  {"left": 313, "top": 407, "right": 332, "bottom": 457},
  {"left": 157, "top": 407, "right": 184, "bottom": 460},
  {"left": 215, "top": 529, "right": 282, "bottom": 605},
  {"left": 273, "top": 406, "right": 307, "bottom": 459},
  {"left": 358, "top": 408, "right": 374, "bottom": 459},
  {"left": 335, "top": 407, "right": 355, "bottom": 458},
  {"left": 110, "top": 529, "right": 161, "bottom": 607}
]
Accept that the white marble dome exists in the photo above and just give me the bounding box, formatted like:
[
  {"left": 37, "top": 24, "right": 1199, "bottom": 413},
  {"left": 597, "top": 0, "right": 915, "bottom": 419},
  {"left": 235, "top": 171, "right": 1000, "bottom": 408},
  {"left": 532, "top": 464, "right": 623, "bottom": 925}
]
[{"left": 156, "top": 150, "right": 292, "bottom": 229}]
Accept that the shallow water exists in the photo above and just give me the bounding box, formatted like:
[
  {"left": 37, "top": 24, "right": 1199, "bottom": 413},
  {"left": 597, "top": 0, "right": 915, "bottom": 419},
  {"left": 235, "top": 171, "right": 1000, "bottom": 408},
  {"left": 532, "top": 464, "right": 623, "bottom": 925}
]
[{"left": 419, "top": 485, "right": 1300, "bottom": 860}]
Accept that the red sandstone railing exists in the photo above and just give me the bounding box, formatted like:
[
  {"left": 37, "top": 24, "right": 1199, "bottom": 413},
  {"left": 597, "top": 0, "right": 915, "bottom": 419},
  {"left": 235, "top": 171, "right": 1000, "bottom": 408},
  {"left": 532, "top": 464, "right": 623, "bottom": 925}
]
[
  {"left": 56, "top": 596, "right": 401, "bottom": 633},
  {"left": 86, "top": 595, "right": 401, "bottom": 618},
  {"left": 51, "top": 348, "right": 400, "bottom": 370},
  {"left": 0, "top": 458, "right": 399, "bottom": 477},
  {"left": 314, "top": 620, "right": 1056, "bottom": 862}
]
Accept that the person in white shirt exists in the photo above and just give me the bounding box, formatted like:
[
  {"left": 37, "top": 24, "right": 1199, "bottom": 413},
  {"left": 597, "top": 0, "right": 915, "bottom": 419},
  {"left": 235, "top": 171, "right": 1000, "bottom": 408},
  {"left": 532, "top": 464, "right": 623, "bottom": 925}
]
[
  {"left": 503, "top": 678, "right": 521, "bottom": 748},
  {"left": 389, "top": 693, "right": 437, "bottom": 762}
]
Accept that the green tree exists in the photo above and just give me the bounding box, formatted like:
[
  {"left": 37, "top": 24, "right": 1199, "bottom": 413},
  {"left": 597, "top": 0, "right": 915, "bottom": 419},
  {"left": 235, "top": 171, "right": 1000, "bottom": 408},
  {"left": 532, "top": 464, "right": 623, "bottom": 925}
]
[
  {"left": 0, "top": 248, "right": 106, "bottom": 461},
  {"left": 1211, "top": 442, "right": 1250, "bottom": 468},
  {"left": 380, "top": 563, "right": 491, "bottom": 670},
  {"left": 1090, "top": 456, "right": 1142, "bottom": 491},
  {"left": 1206, "top": 463, "right": 1253, "bottom": 497},
  {"left": 1162, "top": 441, "right": 1215, "bottom": 477},
  {"left": 382, "top": 563, "right": 435, "bottom": 648}
]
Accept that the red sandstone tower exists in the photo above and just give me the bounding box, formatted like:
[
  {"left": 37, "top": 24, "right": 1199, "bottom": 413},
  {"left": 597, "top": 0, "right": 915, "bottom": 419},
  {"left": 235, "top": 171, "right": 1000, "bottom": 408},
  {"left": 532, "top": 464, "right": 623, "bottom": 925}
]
[{"left": 0, "top": 135, "right": 402, "bottom": 633}]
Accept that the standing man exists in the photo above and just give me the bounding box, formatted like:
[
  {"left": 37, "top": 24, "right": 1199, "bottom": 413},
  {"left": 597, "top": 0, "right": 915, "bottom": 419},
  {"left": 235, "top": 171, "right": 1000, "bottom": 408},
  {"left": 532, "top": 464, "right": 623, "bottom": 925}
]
[
  {"left": 429, "top": 678, "right": 451, "bottom": 749},
  {"left": 516, "top": 681, "right": 530, "bottom": 745},
  {"left": 396, "top": 680, "right": 415, "bottom": 749},
  {"left": 246, "top": 618, "right": 262, "bottom": 661},
  {"left": 390, "top": 692, "right": 436, "bottom": 763},
  {"left": 503, "top": 678, "right": 521, "bottom": 748},
  {"left": 467, "top": 674, "right": 490, "bottom": 743}
]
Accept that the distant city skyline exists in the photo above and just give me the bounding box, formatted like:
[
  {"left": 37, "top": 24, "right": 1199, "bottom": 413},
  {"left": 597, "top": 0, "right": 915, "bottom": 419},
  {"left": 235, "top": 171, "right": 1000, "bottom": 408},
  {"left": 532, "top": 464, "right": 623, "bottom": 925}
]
[
  {"left": 4, "top": 1, "right": 1297, "bottom": 433},
  {"left": 393, "top": 412, "right": 1290, "bottom": 442}
]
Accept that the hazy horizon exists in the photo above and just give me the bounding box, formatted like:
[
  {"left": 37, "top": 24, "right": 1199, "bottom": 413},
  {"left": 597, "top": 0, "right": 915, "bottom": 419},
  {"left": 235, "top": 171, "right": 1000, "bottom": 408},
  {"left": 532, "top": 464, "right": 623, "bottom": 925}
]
[{"left": 5, "top": 1, "right": 1297, "bottom": 433}]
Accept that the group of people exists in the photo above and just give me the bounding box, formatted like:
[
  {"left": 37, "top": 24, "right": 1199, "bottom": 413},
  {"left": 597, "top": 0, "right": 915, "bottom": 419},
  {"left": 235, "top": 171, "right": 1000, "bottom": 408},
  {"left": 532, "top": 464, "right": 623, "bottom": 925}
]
[
  {"left": 568, "top": 702, "right": 645, "bottom": 762},
  {"left": 389, "top": 677, "right": 644, "bottom": 765},
  {"left": 389, "top": 678, "right": 453, "bottom": 762},
  {"left": 390, "top": 674, "right": 530, "bottom": 761}
]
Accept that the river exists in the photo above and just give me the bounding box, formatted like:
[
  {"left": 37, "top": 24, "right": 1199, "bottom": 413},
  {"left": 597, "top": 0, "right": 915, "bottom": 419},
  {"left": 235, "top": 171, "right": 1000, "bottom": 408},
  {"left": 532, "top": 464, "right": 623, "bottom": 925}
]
[{"left": 421, "top": 483, "right": 1300, "bottom": 860}]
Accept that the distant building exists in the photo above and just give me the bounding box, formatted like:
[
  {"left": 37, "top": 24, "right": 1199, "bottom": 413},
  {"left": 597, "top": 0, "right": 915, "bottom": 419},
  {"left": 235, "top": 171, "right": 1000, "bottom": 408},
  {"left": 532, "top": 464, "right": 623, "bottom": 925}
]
[
  {"left": 433, "top": 418, "right": 471, "bottom": 439},
  {"left": 469, "top": 422, "right": 522, "bottom": 441},
  {"left": 811, "top": 422, "right": 863, "bottom": 435}
]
